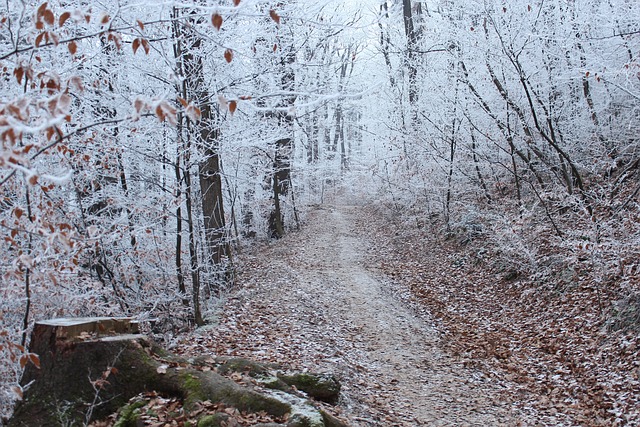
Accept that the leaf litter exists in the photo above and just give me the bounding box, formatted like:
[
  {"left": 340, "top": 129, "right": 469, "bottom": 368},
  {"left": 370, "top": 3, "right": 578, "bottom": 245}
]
[
  {"left": 116, "top": 203, "right": 638, "bottom": 426},
  {"left": 176, "top": 205, "right": 525, "bottom": 426}
]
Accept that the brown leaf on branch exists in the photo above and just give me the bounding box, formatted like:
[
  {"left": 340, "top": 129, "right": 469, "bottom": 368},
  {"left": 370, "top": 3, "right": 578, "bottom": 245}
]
[
  {"left": 42, "top": 9, "right": 54, "bottom": 26},
  {"left": 134, "top": 98, "right": 145, "bottom": 114},
  {"left": 59, "top": 11, "right": 71, "bottom": 26},
  {"left": 12, "top": 386, "right": 23, "bottom": 400},
  {"left": 28, "top": 353, "right": 40, "bottom": 369},
  {"left": 155, "top": 101, "right": 177, "bottom": 125},
  {"left": 45, "top": 127, "right": 56, "bottom": 140},
  {"left": 269, "top": 10, "right": 280, "bottom": 26},
  {"left": 155, "top": 105, "right": 166, "bottom": 122},
  {"left": 224, "top": 48, "right": 233, "bottom": 63},
  {"left": 178, "top": 97, "right": 201, "bottom": 121},
  {"left": 13, "top": 67, "right": 24, "bottom": 83},
  {"left": 212, "top": 13, "right": 223, "bottom": 31},
  {"left": 107, "top": 32, "right": 122, "bottom": 50},
  {"left": 186, "top": 105, "right": 201, "bottom": 122},
  {"left": 37, "top": 2, "right": 48, "bottom": 18},
  {"left": 132, "top": 38, "right": 141, "bottom": 54},
  {"left": 35, "top": 32, "right": 45, "bottom": 47}
]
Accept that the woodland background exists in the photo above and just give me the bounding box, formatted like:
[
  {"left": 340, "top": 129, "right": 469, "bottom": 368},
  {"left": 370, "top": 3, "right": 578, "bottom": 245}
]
[{"left": 1, "top": 0, "right": 639, "bottom": 423}]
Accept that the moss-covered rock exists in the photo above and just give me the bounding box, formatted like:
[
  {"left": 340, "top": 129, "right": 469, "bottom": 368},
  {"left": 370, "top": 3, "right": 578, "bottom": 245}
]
[
  {"left": 258, "top": 375, "right": 292, "bottom": 392},
  {"left": 178, "top": 371, "right": 291, "bottom": 416},
  {"left": 277, "top": 373, "right": 341, "bottom": 404},
  {"left": 267, "top": 390, "right": 329, "bottom": 427},
  {"left": 287, "top": 413, "right": 324, "bottom": 427},
  {"left": 319, "top": 409, "right": 350, "bottom": 427},
  {"left": 215, "top": 357, "right": 272, "bottom": 377}
]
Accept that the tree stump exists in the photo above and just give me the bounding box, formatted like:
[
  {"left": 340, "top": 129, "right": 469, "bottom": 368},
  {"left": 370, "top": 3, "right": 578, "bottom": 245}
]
[{"left": 9, "top": 317, "right": 349, "bottom": 427}]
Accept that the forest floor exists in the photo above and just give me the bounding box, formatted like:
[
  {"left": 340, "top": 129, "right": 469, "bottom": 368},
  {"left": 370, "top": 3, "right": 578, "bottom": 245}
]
[
  {"left": 177, "top": 204, "right": 525, "bottom": 426},
  {"left": 176, "top": 202, "right": 639, "bottom": 426}
]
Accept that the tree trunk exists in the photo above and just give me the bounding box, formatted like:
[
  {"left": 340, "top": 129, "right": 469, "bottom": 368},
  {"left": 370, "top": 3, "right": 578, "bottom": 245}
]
[
  {"left": 379, "top": 2, "right": 398, "bottom": 89},
  {"left": 469, "top": 128, "right": 492, "bottom": 203},
  {"left": 402, "top": 0, "right": 419, "bottom": 111},
  {"left": 268, "top": 37, "right": 296, "bottom": 238},
  {"left": 174, "top": 128, "right": 186, "bottom": 300},
  {"left": 174, "top": 9, "right": 232, "bottom": 279}
]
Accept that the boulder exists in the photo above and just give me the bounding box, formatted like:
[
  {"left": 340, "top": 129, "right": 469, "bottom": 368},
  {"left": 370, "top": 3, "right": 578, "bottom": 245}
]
[{"left": 277, "top": 373, "right": 341, "bottom": 404}]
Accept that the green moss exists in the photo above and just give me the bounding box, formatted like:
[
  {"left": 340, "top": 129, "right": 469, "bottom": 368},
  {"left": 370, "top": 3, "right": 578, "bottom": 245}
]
[
  {"left": 182, "top": 373, "right": 206, "bottom": 410},
  {"left": 129, "top": 346, "right": 157, "bottom": 369},
  {"left": 216, "top": 358, "right": 270, "bottom": 377},
  {"left": 286, "top": 412, "right": 324, "bottom": 427},
  {"left": 113, "top": 399, "right": 148, "bottom": 427},
  {"left": 277, "top": 373, "right": 340, "bottom": 404},
  {"left": 150, "top": 342, "right": 173, "bottom": 358},
  {"left": 197, "top": 413, "right": 230, "bottom": 427},
  {"left": 257, "top": 375, "right": 291, "bottom": 391},
  {"left": 237, "top": 392, "right": 262, "bottom": 409}
]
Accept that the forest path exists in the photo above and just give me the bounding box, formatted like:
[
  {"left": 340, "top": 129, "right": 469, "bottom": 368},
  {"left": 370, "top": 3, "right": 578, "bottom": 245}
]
[{"left": 188, "top": 204, "right": 522, "bottom": 426}]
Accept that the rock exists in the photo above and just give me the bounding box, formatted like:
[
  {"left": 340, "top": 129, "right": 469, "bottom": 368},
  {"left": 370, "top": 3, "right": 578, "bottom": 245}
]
[
  {"left": 214, "top": 357, "right": 274, "bottom": 377},
  {"left": 288, "top": 413, "right": 324, "bottom": 427},
  {"left": 320, "top": 409, "right": 350, "bottom": 427},
  {"left": 192, "top": 355, "right": 293, "bottom": 392},
  {"left": 267, "top": 391, "right": 325, "bottom": 427},
  {"left": 197, "top": 413, "right": 230, "bottom": 427},
  {"left": 277, "top": 373, "right": 341, "bottom": 404}
]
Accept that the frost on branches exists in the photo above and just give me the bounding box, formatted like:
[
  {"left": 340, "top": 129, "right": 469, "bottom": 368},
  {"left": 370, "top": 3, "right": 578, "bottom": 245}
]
[{"left": 0, "top": 0, "right": 320, "bottom": 420}]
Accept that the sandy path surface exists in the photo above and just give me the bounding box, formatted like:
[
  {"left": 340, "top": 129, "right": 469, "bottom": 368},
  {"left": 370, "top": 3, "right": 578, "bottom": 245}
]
[{"left": 193, "top": 205, "right": 523, "bottom": 426}]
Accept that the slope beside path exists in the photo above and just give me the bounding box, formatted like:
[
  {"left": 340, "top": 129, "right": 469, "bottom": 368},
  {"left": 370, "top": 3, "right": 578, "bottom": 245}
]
[{"left": 179, "top": 205, "right": 523, "bottom": 426}]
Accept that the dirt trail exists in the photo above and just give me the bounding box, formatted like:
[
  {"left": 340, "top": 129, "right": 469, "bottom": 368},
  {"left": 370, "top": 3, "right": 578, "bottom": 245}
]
[{"left": 194, "top": 205, "right": 523, "bottom": 426}]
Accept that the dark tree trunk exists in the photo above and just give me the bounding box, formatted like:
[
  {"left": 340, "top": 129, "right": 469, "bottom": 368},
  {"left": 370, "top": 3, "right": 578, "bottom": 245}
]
[
  {"left": 402, "top": 0, "right": 418, "bottom": 108},
  {"left": 268, "top": 39, "right": 296, "bottom": 238},
  {"left": 174, "top": 9, "right": 232, "bottom": 298}
]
